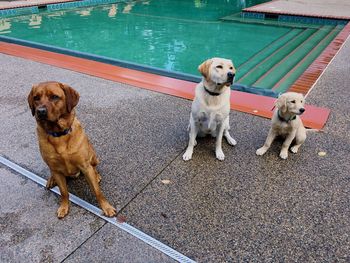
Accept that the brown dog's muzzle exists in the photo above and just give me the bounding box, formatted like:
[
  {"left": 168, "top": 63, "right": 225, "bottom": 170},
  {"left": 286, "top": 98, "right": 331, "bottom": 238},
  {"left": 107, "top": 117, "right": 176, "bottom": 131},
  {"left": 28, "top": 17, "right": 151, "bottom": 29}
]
[{"left": 36, "top": 106, "right": 48, "bottom": 120}]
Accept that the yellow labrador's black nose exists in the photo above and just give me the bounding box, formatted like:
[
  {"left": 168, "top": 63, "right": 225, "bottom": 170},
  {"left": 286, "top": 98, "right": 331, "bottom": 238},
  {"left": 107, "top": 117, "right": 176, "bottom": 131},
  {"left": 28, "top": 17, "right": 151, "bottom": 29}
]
[
  {"left": 299, "top": 108, "right": 305, "bottom": 114},
  {"left": 227, "top": 72, "right": 235, "bottom": 83}
]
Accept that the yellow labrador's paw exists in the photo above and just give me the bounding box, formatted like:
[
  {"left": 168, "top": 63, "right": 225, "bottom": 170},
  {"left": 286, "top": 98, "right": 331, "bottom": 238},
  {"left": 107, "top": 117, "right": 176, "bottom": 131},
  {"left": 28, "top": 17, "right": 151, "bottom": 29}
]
[
  {"left": 216, "top": 149, "right": 225, "bottom": 161},
  {"left": 102, "top": 203, "right": 117, "bottom": 217},
  {"left": 290, "top": 146, "right": 299, "bottom": 154},
  {"left": 226, "top": 137, "right": 237, "bottom": 146},
  {"left": 279, "top": 151, "right": 288, "bottom": 160},
  {"left": 46, "top": 176, "right": 56, "bottom": 189},
  {"left": 57, "top": 205, "right": 69, "bottom": 219},
  {"left": 256, "top": 147, "right": 267, "bottom": 156},
  {"left": 182, "top": 150, "right": 193, "bottom": 161}
]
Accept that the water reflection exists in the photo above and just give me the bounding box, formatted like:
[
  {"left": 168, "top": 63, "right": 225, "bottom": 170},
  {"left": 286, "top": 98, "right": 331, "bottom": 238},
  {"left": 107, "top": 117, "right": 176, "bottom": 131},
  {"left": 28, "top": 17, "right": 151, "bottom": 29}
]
[
  {"left": 29, "top": 14, "right": 42, "bottom": 28},
  {"left": 122, "top": 2, "right": 135, "bottom": 13},
  {"left": 1, "top": 0, "right": 278, "bottom": 74},
  {"left": 76, "top": 7, "right": 93, "bottom": 17},
  {"left": 194, "top": 0, "right": 207, "bottom": 8},
  {"left": 108, "top": 4, "right": 118, "bottom": 18},
  {"left": 0, "top": 19, "right": 11, "bottom": 34}
]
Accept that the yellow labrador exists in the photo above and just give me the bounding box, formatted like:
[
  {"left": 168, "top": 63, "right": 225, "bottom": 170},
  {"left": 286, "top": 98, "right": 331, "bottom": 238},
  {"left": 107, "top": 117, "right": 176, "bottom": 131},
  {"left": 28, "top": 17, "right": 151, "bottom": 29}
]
[
  {"left": 256, "top": 92, "right": 313, "bottom": 159},
  {"left": 183, "top": 58, "right": 237, "bottom": 161}
]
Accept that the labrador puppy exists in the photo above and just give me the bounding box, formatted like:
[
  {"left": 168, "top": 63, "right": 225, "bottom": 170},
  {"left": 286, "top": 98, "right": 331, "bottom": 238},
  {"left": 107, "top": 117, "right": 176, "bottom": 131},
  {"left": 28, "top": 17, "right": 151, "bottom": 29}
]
[
  {"left": 183, "top": 58, "right": 237, "bottom": 161},
  {"left": 28, "top": 81, "right": 116, "bottom": 218},
  {"left": 256, "top": 92, "right": 310, "bottom": 159}
]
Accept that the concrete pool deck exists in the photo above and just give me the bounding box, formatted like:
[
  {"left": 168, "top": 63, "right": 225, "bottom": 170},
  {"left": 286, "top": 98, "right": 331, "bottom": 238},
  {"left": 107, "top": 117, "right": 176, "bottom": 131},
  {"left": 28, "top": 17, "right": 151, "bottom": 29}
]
[
  {"left": 1, "top": 36, "right": 350, "bottom": 262},
  {"left": 244, "top": 0, "right": 350, "bottom": 20}
]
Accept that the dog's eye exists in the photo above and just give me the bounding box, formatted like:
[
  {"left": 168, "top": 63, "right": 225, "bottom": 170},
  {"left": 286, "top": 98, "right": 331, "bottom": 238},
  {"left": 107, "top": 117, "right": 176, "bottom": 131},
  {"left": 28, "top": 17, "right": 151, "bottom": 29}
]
[
  {"left": 290, "top": 100, "right": 296, "bottom": 103},
  {"left": 230, "top": 66, "right": 233, "bottom": 70},
  {"left": 216, "top": 65, "right": 223, "bottom": 69},
  {"left": 50, "top": 95, "right": 60, "bottom": 101},
  {"left": 33, "top": 95, "right": 40, "bottom": 101}
]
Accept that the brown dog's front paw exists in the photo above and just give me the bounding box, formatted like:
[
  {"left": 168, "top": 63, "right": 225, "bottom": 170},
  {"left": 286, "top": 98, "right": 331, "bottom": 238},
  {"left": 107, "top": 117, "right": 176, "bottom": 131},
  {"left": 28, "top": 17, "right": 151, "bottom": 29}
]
[
  {"left": 101, "top": 203, "right": 117, "bottom": 217},
  {"left": 46, "top": 176, "right": 57, "bottom": 189},
  {"left": 57, "top": 205, "right": 69, "bottom": 218}
]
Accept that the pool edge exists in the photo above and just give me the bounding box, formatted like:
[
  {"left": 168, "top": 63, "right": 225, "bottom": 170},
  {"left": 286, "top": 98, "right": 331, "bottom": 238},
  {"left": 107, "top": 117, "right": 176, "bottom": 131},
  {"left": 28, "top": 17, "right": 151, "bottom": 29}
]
[{"left": 0, "top": 41, "right": 330, "bottom": 129}]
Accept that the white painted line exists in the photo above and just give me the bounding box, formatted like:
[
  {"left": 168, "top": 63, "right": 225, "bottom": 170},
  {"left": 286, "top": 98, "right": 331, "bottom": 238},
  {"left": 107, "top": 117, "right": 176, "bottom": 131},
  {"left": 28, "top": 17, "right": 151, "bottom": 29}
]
[{"left": 0, "top": 156, "right": 196, "bottom": 263}]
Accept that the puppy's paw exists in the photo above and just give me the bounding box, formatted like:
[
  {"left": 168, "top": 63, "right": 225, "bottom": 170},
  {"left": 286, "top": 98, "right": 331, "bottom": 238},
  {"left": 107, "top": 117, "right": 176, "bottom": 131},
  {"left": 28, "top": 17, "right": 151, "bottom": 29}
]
[
  {"left": 46, "top": 176, "right": 56, "bottom": 189},
  {"left": 57, "top": 205, "right": 69, "bottom": 219},
  {"left": 226, "top": 137, "right": 237, "bottom": 146},
  {"left": 183, "top": 150, "right": 193, "bottom": 161},
  {"left": 216, "top": 149, "right": 225, "bottom": 161},
  {"left": 290, "top": 146, "right": 299, "bottom": 154},
  {"left": 256, "top": 147, "right": 267, "bottom": 156},
  {"left": 279, "top": 151, "right": 288, "bottom": 159}
]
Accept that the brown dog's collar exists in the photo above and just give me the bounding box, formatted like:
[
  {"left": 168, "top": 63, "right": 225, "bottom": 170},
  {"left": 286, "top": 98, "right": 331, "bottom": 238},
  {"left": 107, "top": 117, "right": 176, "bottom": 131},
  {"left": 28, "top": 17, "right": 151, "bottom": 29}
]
[{"left": 47, "top": 128, "right": 71, "bottom": 137}]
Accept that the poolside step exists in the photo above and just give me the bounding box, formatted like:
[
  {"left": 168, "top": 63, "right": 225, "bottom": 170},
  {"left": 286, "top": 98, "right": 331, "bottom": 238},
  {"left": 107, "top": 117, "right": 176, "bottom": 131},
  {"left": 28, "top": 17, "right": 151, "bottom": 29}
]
[
  {"left": 236, "top": 28, "right": 316, "bottom": 86},
  {"left": 236, "top": 28, "right": 303, "bottom": 79},
  {"left": 253, "top": 25, "right": 334, "bottom": 89},
  {"left": 273, "top": 25, "right": 343, "bottom": 93}
]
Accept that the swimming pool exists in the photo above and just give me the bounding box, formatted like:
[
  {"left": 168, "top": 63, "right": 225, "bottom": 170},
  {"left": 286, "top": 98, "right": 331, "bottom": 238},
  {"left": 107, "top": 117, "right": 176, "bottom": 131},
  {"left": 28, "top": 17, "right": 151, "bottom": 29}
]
[{"left": 0, "top": 0, "right": 346, "bottom": 94}]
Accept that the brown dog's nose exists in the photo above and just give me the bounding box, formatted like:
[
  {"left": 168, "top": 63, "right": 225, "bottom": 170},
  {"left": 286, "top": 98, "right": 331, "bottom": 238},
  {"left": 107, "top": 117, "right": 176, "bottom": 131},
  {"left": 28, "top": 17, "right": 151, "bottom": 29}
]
[{"left": 37, "top": 107, "right": 47, "bottom": 119}]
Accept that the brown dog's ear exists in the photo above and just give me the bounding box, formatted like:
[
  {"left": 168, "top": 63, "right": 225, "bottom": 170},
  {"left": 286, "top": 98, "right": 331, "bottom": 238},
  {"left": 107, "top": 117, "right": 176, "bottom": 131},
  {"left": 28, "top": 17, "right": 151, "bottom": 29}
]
[
  {"left": 275, "top": 94, "right": 287, "bottom": 113},
  {"left": 27, "top": 86, "right": 36, "bottom": 116},
  {"left": 59, "top": 83, "right": 80, "bottom": 113},
  {"left": 198, "top": 59, "right": 212, "bottom": 80}
]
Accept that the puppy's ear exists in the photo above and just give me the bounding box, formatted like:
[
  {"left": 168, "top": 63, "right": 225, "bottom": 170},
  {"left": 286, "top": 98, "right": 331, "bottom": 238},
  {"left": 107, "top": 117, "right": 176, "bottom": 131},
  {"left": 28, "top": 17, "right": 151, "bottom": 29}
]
[
  {"left": 59, "top": 83, "right": 80, "bottom": 113},
  {"left": 198, "top": 59, "right": 212, "bottom": 80},
  {"left": 27, "top": 86, "right": 36, "bottom": 116},
  {"left": 275, "top": 94, "right": 287, "bottom": 113}
]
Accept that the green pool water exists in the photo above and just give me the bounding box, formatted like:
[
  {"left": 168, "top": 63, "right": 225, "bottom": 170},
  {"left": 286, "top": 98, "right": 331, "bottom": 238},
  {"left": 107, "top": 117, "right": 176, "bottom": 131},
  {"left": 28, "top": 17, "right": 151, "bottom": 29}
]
[{"left": 0, "top": 0, "right": 344, "bottom": 93}]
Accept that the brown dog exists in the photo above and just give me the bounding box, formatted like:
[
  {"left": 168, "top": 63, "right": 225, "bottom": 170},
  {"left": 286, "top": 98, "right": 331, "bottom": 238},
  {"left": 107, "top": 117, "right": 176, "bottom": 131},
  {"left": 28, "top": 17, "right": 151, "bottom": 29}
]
[{"left": 28, "top": 81, "right": 116, "bottom": 218}]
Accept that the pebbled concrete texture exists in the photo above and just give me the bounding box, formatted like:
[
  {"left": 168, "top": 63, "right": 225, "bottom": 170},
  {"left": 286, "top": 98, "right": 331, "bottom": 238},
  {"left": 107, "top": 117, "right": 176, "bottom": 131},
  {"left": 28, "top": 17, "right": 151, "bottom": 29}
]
[
  {"left": 0, "top": 166, "right": 177, "bottom": 263},
  {"left": 64, "top": 223, "right": 176, "bottom": 263},
  {"left": 0, "top": 167, "right": 105, "bottom": 263},
  {"left": 245, "top": 0, "right": 350, "bottom": 19}
]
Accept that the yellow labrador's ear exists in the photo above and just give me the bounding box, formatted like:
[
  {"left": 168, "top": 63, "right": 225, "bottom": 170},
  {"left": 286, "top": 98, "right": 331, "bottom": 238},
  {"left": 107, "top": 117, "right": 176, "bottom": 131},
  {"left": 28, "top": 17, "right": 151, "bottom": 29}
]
[
  {"left": 27, "top": 86, "right": 36, "bottom": 116},
  {"left": 275, "top": 94, "right": 287, "bottom": 113},
  {"left": 198, "top": 59, "right": 212, "bottom": 80},
  {"left": 59, "top": 83, "right": 80, "bottom": 113}
]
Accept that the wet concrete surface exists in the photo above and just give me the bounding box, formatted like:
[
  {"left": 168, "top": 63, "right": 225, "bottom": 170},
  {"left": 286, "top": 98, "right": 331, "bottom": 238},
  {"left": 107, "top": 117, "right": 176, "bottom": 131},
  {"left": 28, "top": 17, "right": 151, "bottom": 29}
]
[{"left": 1, "top": 37, "right": 350, "bottom": 261}]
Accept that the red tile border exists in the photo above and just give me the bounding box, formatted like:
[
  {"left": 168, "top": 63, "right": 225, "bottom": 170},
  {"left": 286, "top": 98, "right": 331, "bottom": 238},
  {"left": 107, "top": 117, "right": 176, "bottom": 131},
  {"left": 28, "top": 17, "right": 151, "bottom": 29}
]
[{"left": 0, "top": 41, "right": 330, "bottom": 129}]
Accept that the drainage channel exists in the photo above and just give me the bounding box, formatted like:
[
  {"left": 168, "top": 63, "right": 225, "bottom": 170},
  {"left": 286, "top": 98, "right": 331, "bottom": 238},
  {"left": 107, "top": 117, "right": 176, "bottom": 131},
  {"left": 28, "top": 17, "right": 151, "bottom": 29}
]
[{"left": 0, "top": 156, "right": 196, "bottom": 263}]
